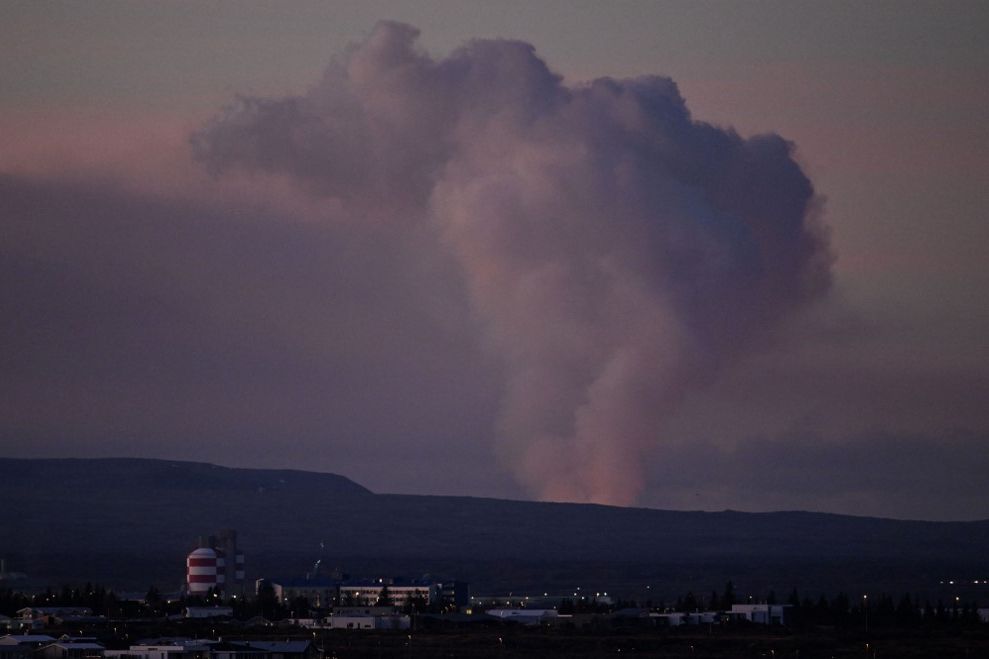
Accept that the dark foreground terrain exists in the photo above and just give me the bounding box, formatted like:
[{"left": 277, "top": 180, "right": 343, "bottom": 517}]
[
  {"left": 9, "top": 615, "right": 989, "bottom": 659},
  {"left": 315, "top": 627, "right": 989, "bottom": 659}
]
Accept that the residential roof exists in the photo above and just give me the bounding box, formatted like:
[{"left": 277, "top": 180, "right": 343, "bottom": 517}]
[
  {"left": 239, "top": 642, "right": 311, "bottom": 653},
  {"left": 0, "top": 637, "right": 57, "bottom": 646}
]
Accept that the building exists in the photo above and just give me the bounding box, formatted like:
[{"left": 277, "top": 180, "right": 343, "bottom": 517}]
[
  {"left": 122, "top": 640, "right": 213, "bottom": 659},
  {"left": 105, "top": 643, "right": 310, "bottom": 659},
  {"left": 186, "top": 530, "right": 245, "bottom": 596},
  {"left": 0, "top": 636, "right": 57, "bottom": 648},
  {"left": 326, "top": 615, "right": 410, "bottom": 631},
  {"left": 337, "top": 578, "right": 467, "bottom": 609},
  {"left": 104, "top": 643, "right": 210, "bottom": 659},
  {"left": 438, "top": 582, "right": 470, "bottom": 608},
  {"left": 265, "top": 578, "right": 337, "bottom": 609},
  {"left": 186, "top": 549, "right": 221, "bottom": 596},
  {"left": 206, "top": 642, "right": 265, "bottom": 659},
  {"left": 14, "top": 609, "right": 95, "bottom": 628},
  {"left": 36, "top": 643, "right": 104, "bottom": 659},
  {"left": 337, "top": 580, "right": 434, "bottom": 608},
  {"left": 485, "top": 609, "right": 558, "bottom": 625},
  {"left": 212, "top": 530, "right": 245, "bottom": 596},
  {"left": 242, "top": 641, "right": 314, "bottom": 659},
  {"left": 651, "top": 612, "right": 686, "bottom": 627},
  {"left": 182, "top": 608, "right": 233, "bottom": 620},
  {"left": 266, "top": 576, "right": 467, "bottom": 611},
  {"left": 729, "top": 604, "right": 791, "bottom": 625}
]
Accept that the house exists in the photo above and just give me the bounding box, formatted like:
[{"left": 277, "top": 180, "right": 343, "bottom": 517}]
[
  {"left": 105, "top": 643, "right": 211, "bottom": 659},
  {"left": 729, "top": 604, "right": 791, "bottom": 625},
  {"left": 204, "top": 642, "right": 265, "bottom": 659},
  {"left": 0, "top": 637, "right": 56, "bottom": 648},
  {"left": 326, "top": 615, "right": 410, "bottom": 631},
  {"left": 650, "top": 611, "right": 723, "bottom": 626},
  {"left": 484, "top": 609, "right": 557, "bottom": 626},
  {"left": 265, "top": 579, "right": 337, "bottom": 610},
  {"left": 36, "top": 643, "right": 105, "bottom": 659},
  {"left": 240, "top": 641, "right": 314, "bottom": 659},
  {"left": 15, "top": 610, "right": 93, "bottom": 628},
  {"left": 182, "top": 607, "right": 232, "bottom": 620},
  {"left": 651, "top": 612, "right": 685, "bottom": 627},
  {"left": 0, "top": 636, "right": 53, "bottom": 659},
  {"left": 326, "top": 617, "right": 374, "bottom": 631}
]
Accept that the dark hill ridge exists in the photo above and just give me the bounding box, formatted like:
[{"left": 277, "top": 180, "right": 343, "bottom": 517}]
[
  {"left": 0, "top": 457, "right": 371, "bottom": 495},
  {"left": 1, "top": 458, "right": 987, "bottom": 597}
]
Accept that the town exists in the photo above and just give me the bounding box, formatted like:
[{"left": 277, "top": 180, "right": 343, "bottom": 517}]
[{"left": 2, "top": 530, "right": 988, "bottom": 659}]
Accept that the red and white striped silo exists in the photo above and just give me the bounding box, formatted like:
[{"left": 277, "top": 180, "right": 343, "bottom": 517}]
[{"left": 186, "top": 547, "right": 220, "bottom": 594}]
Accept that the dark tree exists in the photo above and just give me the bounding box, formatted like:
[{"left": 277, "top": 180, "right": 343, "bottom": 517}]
[
  {"left": 257, "top": 580, "right": 279, "bottom": 619},
  {"left": 723, "top": 581, "right": 736, "bottom": 609},
  {"left": 289, "top": 595, "right": 311, "bottom": 617}
]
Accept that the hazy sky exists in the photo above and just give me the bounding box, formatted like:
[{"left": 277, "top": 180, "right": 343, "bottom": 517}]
[{"left": 2, "top": 1, "right": 987, "bottom": 520}]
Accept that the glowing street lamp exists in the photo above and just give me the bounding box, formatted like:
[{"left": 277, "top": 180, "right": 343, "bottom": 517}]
[{"left": 862, "top": 595, "right": 868, "bottom": 633}]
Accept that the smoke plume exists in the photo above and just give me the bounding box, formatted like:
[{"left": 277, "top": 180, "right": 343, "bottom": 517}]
[{"left": 192, "top": 22, "right": 831, "bottom": 505}]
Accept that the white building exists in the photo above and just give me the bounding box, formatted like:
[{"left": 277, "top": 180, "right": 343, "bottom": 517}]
[
  {"left": 729, "top": 604, "right": 790, "bottom": 625},
  {"left": 337, "top": 581, "right": 435, "bottom": 608},
  {"left": 182, "top": 607, "right": 233, "bottom": 620},
  {"left": 485, "top": 609, "right": 558, "bottom": 626},
  {"left": 104, "top": 644, "right": 210, "bottom": 659}
]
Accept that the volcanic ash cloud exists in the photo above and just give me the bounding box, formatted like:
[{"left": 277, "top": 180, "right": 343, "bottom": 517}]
[{"left": 192, "top": 21, "right": 831, "bottom": 505}]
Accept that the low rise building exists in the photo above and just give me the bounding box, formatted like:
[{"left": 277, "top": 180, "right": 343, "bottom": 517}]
[
  {"left": 182, "top": 607, "right": 233, "bottom": 620},
  {"left": 729, "top": 604, "right": 790, "bottom": 625},
  {"left": 326, "top": 615, "right": 409, "bottom": 631},
  {"left": 206, "top": 641, "right": 265, "bottom": 659},
  {"left": 0, "top": 636, "right": 57, "bottom": 649},
  {"left": 651, "top": 612, "right": 685, "bottom": 627},
  {"left": 105, "top": 642, "right": 211, "bottom": 659},
  {"left": 485, "top": 609, "right": 557, "bottom": 626},
  {"left": 15, "top": 609, "right": 94, "bottom": 628},
  {"left": 36, "top": 643, "right": 104, "bottom": 659},
  {"left": 265, "top": 579, "right": 337, "bottom": 609},
  {"left": 239, "top": 641, "right": 313, "bottom": 659},
  {"left": 337, "top": 580, "right": 433, "bottom": 608},
  {"left": 266, "top": 576, "right": 467, "bottom": 611},
  {"left": 0, "top": 636, "right": 51, "bottom": 659}
]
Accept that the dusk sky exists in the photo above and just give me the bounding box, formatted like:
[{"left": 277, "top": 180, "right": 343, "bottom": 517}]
[{"left": 2, "top": 1, "right": 987, "bottom": 520}]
